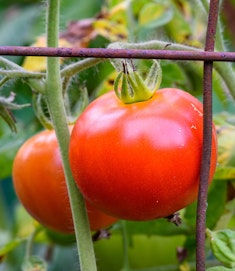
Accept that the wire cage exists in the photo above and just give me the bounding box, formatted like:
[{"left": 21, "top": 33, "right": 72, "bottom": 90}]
[{"left": 0, "top": 0, "right": 229, "bottom": 270}]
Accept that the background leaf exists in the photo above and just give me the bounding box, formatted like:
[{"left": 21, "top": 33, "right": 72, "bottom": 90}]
[{"left": 138, "top": 2, "right": 173, "bottom": 29}]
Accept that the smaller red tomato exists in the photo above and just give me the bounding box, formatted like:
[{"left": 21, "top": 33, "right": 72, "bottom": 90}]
[{"left": 12, "top": 128, "right": 118, "bottom": 234}]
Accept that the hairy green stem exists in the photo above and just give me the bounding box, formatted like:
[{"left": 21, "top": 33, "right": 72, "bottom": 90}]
[
  {"left": 0, "top": 56, "right": 25, "bottom": 70},
  {"left": 61, "top": 57, "right": 104, "bottom": 78},
  {"left": 0, "top": 70, "right": 44, "bottom": 78},
  {"left": 45, "top": 1, "right": 97, "bottom": 271},
  {"left": 0, "top": 76, "right": 10, "bottom": 87},
  {"left": 0, "top": 56, "right": 45, "bottom": 93},
  {"left": 108, "top": 40, "right": 202, "bottom": 51},
  {"left": 199, "top": 0, "right": 209, "bottom": 13}
]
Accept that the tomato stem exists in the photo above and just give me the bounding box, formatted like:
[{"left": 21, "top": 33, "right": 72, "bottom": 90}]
[
  {"left": 121, "top": 221, "right": 131, "bottom": 271},
  {"left": 24, "top": 227, "right": 42, "bottom": 261},
  {"left": 45, "top": 1, "right": 97, "bottom": 271},
  {"left": 32, "top": 94, "right": 54, "bottom": 130},
  {"left": 61, "top": 57, "right": 103, "bottom": 80},
  {"left": 0, "top": 56, "right": 46, "bottom": 94}
]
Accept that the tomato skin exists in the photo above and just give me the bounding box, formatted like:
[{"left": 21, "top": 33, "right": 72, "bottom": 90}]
[
  {"left": 12, "top": 129, "right": 118, "bottom": 234},
  {"left": 69, "top": 88, "right": 217, "bottom": 221}
]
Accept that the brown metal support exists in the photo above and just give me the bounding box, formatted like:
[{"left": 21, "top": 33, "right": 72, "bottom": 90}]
[
  {"left": 0, "top": 2, "right": 227, "bottom": 269},
  {"left": 0, "top": 46, "right": 235, "bottom": 62},
  {"left": 196, "top": 1, "right": 219, "bottom": 271}
]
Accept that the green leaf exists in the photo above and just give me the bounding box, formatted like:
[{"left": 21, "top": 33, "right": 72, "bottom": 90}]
[
  {"left": 0, "top": 6, "right": 40, "bottom": 63},
  {"left": 206, "top": 181, "right": 227, "bottom": 229},
  {"left": 60, "top": 0, "right": 103, "bottom": 26},
  {"left": 215, "top": 198, "right": 235, "bottom": 230},
  {"left": 0, "top": 234, "right": 25, "bottom": 258},
  {"left": 215, "top": 120, "right": 235, "bottom": 170},
  {"left": 161, "top": 61, "right": 192, "bottom": 90},
  {"left": 0, "top": 7, "right": 39, "bottom": 47},
  {"left": 164, "top": 2, "right": 192, "bottom": 44},
  {"left": 184, "top": 181, "right": 227, "bottom": 230},
  {"left": 0, "top": 122, "right": 22, "bottom": 179},
  {"left": 0, "top": 120, "right": 38, "bottom": 180},
  {"left": 0, "top": 92, "right": 30, "bottom": 133},
  {"left": 206, "top": 229, "right": 235, "bottom": 268},
  {"left": 138, "top": 2, "right": 173, "bottom": 29},
  {"left": 214, "top": 166, "right": 235, "bottom": 180},
  {"left": 124, "top": 216, "right": 189, "bottom": 237},
  {"left": 207, "top": 267, "right": 235, "bottom": 271},
  {"left": 14, "top": 204, "right": 36, "bottom": 238},
  {"left": 0, "top": 104, "right": 17, "bottom": 132}
]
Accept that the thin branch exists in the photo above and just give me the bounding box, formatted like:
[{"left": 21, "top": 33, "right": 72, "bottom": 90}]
[{"left": 0, "top": 70, "right": 45, "bottom": 78}]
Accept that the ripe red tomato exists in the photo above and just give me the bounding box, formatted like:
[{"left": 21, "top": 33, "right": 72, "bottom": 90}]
[
  {"left": 12, "top": 129, "right": 118, "bottom": 234},
  {"left": 69, "top": 88, "right": 217, "bottom": 221}
]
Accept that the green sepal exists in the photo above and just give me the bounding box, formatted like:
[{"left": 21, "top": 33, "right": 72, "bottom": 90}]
[
  {"left": 0, "top": 105, "right": 17, "bottom": 133},
  {"left": 114, "top": 69, "right": 134, "bottom": 103},
  {"left": 66, "top": 85, "right": 89, "bottom": 125},
  {"left": 114, "top": 60, "right": 162, "bottom": 104},
  {"left": 145, "top": 60, "right": 162, "bottom": 91},
  {"left": 32, "top": 93, "right": 54, "bottom": 130},
  {"left": 127, "top": 70, "right": 154, "bottom": 103}
]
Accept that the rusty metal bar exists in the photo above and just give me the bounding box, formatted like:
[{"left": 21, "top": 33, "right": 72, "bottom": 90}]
[
  {"left": 0, "top": 46, "right": 235, "bottom": 62},
  {"left": 196, "top": 0, "right": 219, "bottom": 270}
]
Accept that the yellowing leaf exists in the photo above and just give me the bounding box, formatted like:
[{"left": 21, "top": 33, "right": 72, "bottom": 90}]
[
  {"left": 179, "top": 262, "right": 191, "bottom": 271},
  {"left": 22, "top": 36, "right": 72, "bottom": 72},
  {"left": 93, "top": 19, "right": 127, "bottom": 41},
  {"left": 139, "top": 2, "right": 173, "bottom": 28}
]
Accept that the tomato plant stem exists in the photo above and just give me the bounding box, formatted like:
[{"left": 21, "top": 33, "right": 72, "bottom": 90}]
[
  {"left": 45, "top": 1, "right": 97, "bottom": 271},
  {"left": 0, "top": 56, "right": 45, "bottom": 94},
  {"left": 121, "top": 221, "right": 131, "bottom": 271},
  {"left": 24, "top": 227, "right": 41, "bottom": 261},
  {"left": 61, "top": 57, "right": 103, "bottom": 79}
]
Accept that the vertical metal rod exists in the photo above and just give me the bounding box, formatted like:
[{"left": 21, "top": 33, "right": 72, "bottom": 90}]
[{"left": 196, "top": 1, "right": 219, "bottom": 271}]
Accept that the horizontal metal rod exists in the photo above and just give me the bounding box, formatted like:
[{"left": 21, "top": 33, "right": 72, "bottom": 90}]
[{"left": 1, "top": 46, "right": 235, "bottom": 62}]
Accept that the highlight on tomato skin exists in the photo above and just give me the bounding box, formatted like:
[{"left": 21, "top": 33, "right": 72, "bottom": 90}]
[
  {"left": 69, "top": 88, "right": 218, "bottom": 221},
  {"left": 12, "top": 129, "right": 118, "bottom": 234}
]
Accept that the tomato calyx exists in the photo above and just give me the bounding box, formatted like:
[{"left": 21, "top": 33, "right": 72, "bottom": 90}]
[
  {"left": 92, "top": 228, "right": 111, "bottom": 242},
  {"left": 114, "top": 59, "right": 162, "bottom": 104},
  {"left": 165, "top": 212, "right": 182, "bottom": 227}
]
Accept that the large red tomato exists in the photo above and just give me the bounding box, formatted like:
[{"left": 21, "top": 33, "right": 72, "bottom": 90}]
[
  {"left": 69, "top": 88, "right": 217, "bottom": 221},
  {"left": 12, "top": 129, "right": 118, "bottom": 234}
]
